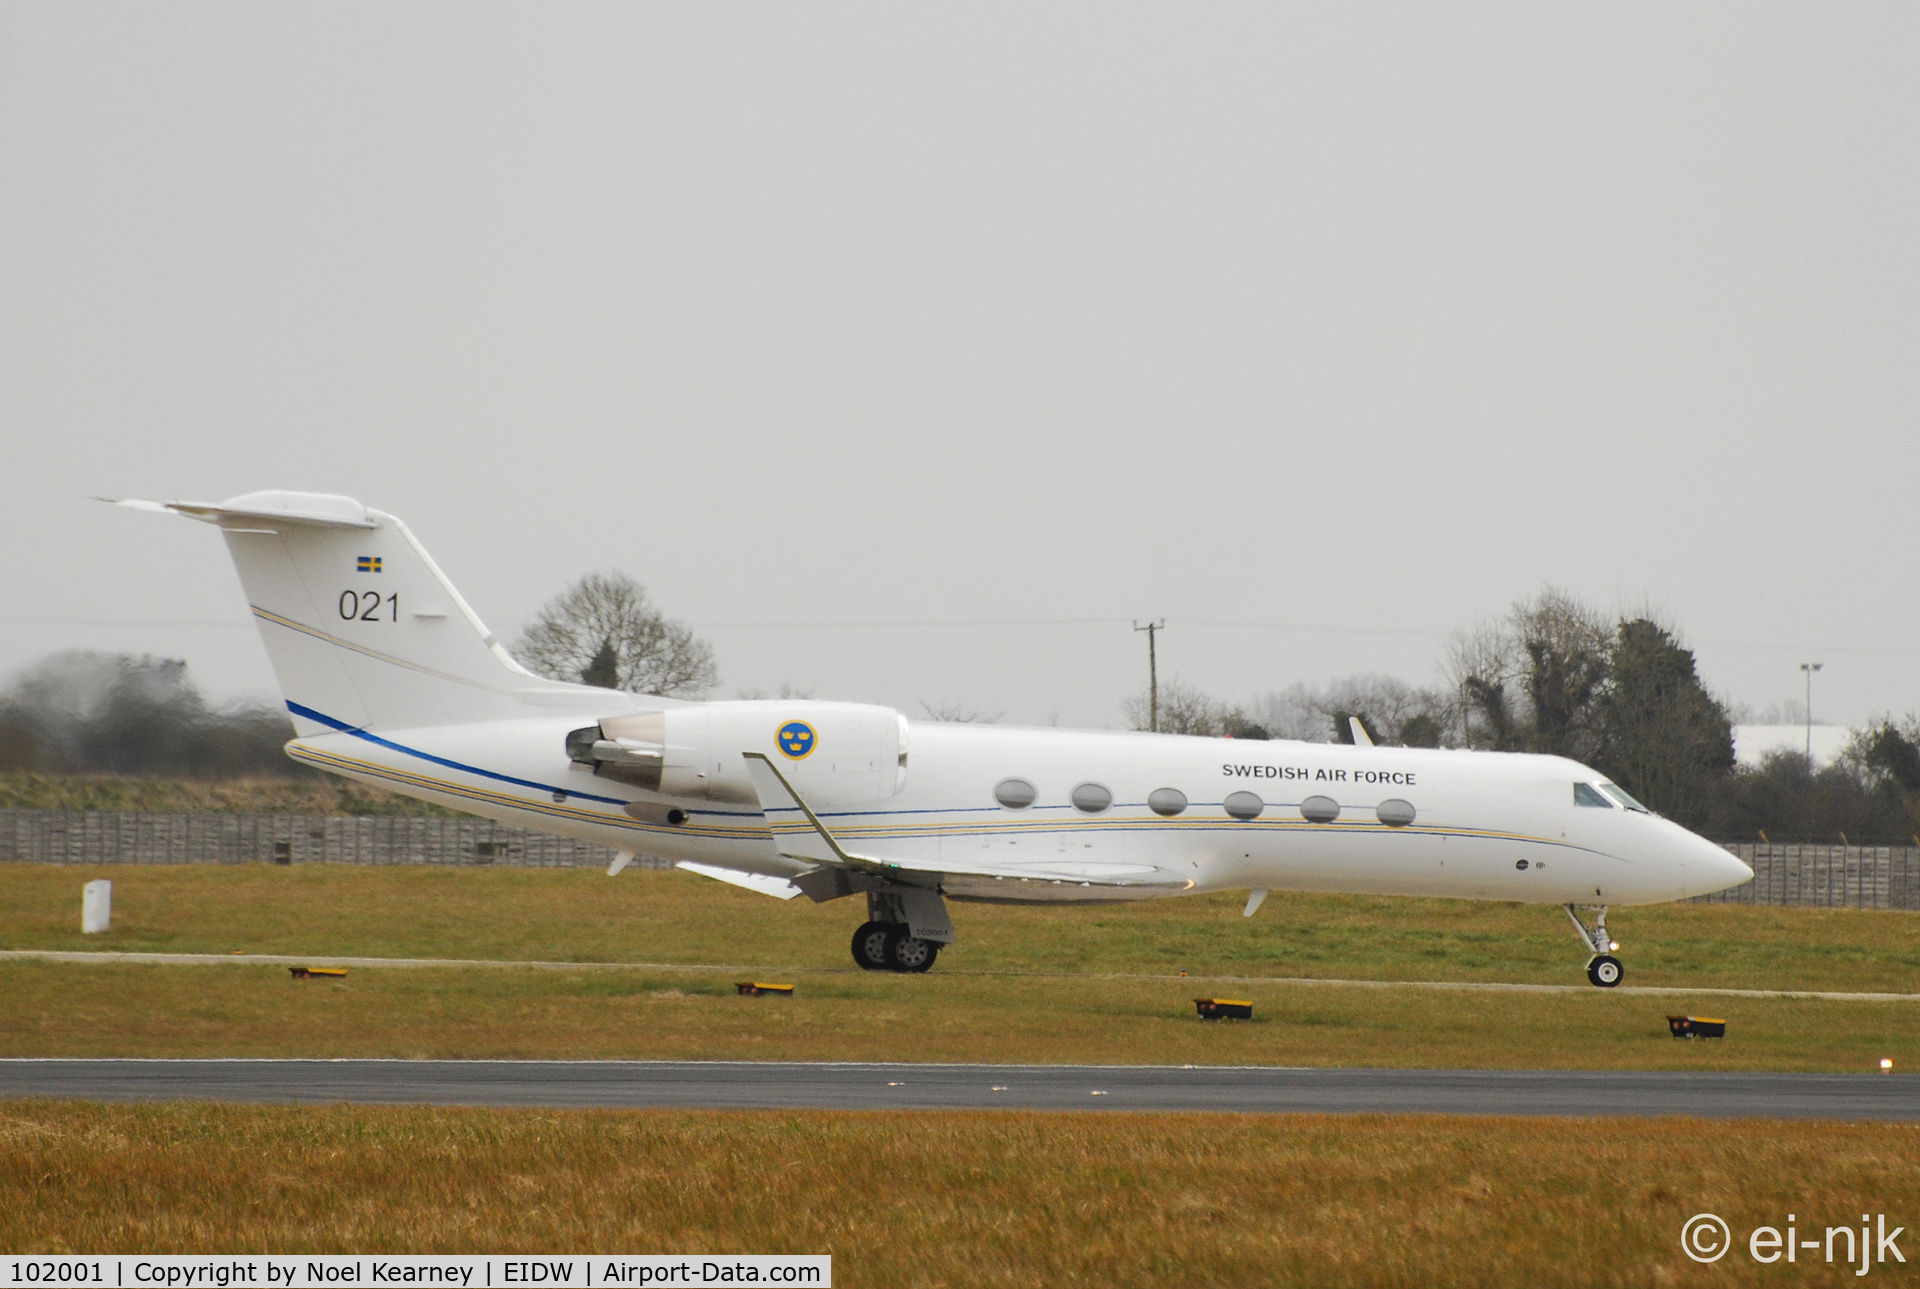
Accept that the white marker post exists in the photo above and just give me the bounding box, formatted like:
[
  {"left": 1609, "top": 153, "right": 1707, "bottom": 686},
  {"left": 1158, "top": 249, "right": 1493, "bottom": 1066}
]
[{"left": 82, "top": 880, "right": 111, "bottom": 934}]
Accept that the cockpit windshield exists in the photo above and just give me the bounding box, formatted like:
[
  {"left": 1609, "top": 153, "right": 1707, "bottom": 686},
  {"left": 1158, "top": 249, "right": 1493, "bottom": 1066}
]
[
  {"left": 1573, "top": 782, "right": 1613, "bottom": 808},
  {"left": 1597, "top": 782, "right": 1648, "bottom": 813}
]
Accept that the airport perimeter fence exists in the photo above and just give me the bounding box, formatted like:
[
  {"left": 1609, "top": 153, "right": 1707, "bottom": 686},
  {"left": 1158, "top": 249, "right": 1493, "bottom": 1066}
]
[
  {"left": 0, "top": 809, "right": 672, "bottom": 871},
  {"left": 0, "top": 809, "right": 1915, "bottom": 909},
  {"left": 1690, "top": 842, "right": 1920, "bottom": 911}
]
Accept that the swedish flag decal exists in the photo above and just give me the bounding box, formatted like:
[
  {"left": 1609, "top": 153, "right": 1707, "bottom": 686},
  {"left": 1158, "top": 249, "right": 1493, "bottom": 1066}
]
[
  {"left": 356, "top": 556, "right": 383, "bottom": 573},
  {"left": 776, "top": 721, "right": 817, "bottom": 759}
]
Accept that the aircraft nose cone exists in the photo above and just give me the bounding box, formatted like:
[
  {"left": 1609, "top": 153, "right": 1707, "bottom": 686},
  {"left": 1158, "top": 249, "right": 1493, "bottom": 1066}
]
[{"left": 1698, "top": 837, "right": 1754, "bottom": 893}]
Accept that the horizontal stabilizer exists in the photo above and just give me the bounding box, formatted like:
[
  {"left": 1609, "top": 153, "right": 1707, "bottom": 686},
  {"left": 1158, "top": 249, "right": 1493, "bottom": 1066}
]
[{"left": 104, "top": 493, "right": 377, "bottom": 529}]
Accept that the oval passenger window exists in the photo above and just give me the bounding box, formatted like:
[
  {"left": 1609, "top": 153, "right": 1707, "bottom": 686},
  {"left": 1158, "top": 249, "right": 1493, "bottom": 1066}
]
[
  {"left": 1070, "top": 782, "right": 1112, "bottom": 813},
  {"left": 1376, "top": 799, "right": 1416, "bottom": 827},
  {"left": 993, "top": 778, "right": 1037, "bottom": 809},
  {"left": 1300, "top": 795, "right": 1341, "bottom": 823},
  {"left": 1147, "top": 787, "right": 1188, "bottom": 817},
  {"left": 1223, "top": 791, "right": 1264, "bottom": 820}
]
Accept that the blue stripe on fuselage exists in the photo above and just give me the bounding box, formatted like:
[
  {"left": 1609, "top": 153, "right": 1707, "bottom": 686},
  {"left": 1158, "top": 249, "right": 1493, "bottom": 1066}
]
[{"left": 284, "top": 700, "right": 633, "bottom": 807}]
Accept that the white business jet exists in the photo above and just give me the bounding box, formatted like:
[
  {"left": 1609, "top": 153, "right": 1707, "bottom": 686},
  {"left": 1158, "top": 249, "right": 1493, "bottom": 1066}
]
[{"left": 116, "top": 491, "right": 1752, "bottom": 986}]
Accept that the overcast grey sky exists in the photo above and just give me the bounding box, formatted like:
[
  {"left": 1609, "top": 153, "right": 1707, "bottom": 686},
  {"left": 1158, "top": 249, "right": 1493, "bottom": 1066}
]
[{"left": 3, "top": 4, "right": 1915, "bottom": 730}]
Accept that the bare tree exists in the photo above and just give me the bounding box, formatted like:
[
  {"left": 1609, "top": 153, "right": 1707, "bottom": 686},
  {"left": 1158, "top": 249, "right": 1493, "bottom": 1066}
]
[
  {"left": 733, "top": 682, "right": 816, "bottom": 700},
  {"left": 1447, "top": 621, "right": 1522, "bottom": 749},
  {"left": 1243, "top": 677, "right": 1453, "bottom": 746},
  {"left": 514, "top": 571, "right": 717, "bottom": 697},
  {"left": 1447, "top": 587, "right": 1610, "bottom": 754},
  {"left": 919, "top": 700, "right": 1004, "bottom": 724},
  {"left": 1124, "top": 678, "right": 1268, "bottom": 737},
  {"left": 1245, "top": 684, "right": 1334, "bottom": 742},
  {"left": 1515, "top": 588, "right": 1612, "bottom": 758},
  {"left": 1313, "top": 675, "right": 1453, "bottom": 746}
]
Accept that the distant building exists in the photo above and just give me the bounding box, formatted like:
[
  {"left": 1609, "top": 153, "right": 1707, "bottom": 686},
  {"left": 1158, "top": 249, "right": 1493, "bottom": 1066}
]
[{"left": 1731, "top": 724, "right": 1853, "bottom": 770}]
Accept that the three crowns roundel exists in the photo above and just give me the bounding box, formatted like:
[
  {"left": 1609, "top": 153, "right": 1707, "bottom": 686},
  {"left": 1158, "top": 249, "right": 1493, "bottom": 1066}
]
[{"left": 776, "top": 721, "right": 817, "bottom": 759}]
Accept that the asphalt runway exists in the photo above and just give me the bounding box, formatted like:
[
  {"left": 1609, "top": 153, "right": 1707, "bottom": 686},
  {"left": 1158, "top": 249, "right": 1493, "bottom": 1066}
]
[{"left": 3, "top": 1060, "right": 1914, "bottom": 1119}]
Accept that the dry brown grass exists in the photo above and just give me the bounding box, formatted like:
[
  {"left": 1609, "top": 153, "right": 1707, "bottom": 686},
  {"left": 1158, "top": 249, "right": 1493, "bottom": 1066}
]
[
  {"left": 4, "top": 1099, "right": 1918, "bottom": 1286},
  {"left": 3, "top": 959, "right": 1915, "bottom": 1071}
]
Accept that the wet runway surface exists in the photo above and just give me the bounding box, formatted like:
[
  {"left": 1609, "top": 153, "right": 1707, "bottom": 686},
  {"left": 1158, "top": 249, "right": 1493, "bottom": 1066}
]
[{"left": 4, "top": 1060, "right": 1914, "bottom": 1119}]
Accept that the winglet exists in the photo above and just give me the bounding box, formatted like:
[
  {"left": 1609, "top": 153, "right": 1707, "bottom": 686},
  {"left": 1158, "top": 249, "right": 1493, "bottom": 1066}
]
[
  {"left": 742, "top": 751, "right": 864, "bottom": 867},
  {"left": 1348, "top": 716, "right": 1375, "bottom": 747}
]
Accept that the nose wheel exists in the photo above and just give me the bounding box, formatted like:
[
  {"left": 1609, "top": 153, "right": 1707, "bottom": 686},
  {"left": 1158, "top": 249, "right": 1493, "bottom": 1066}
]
[{"left": 1565, "top": 904, "right": 1623, "bottom": 988}]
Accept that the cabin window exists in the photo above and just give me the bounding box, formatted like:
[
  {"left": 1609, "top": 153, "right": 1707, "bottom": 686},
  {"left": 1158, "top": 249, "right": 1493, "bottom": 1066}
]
[
  {"left": 994, "top": 778, "right": 1037, "bottom": 809},
  {"left": 1573, "top": 782, "right": 1613, "bottom": 808},
  {"left": 1298, "top": 794, "right": 1340, "bottom": 823},
  {"left": 1222, "top": 791, "right": 1264, "bottom": 820},
  {"left": 1598, "top": 782, "right": 1648, "bottom": 813},
  {"left": 1376, "top": 798, "right": 1416, "bottom": 827},
  {"left": 1071, "top": 782, "right": 1113, "bottom": 813},
  {"left": 1148, "top": 788, "right": 1188, "bottom": 816}
]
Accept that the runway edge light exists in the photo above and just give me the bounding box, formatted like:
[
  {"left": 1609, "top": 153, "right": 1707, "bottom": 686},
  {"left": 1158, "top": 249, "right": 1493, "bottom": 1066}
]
[{"left": 1195, "top": 998, "right": 1254, "bottom": 1020}]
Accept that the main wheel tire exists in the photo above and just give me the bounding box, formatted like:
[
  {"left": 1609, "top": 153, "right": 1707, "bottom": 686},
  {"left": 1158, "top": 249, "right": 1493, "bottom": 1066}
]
[
  {"left": 883, "top": 927, "right": 939, "bottom": 974},
  {"left": 1587, "top": 954, "right": 1623, "bottom": 988},
  {"left": 851, "top": 921, "right": 893, "bottom": 971}
]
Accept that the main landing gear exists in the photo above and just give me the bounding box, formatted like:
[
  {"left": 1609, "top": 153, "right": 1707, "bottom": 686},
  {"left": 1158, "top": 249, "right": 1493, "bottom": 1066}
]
[
  {"left": 851, "top": 920, "right": 940, "bottom": 973},
  {"left": 849, "top": 887, "right": 948, "bottom": 974},
  {"left": 1565, "top": 903, "right": 1622, "bottom": 988}
]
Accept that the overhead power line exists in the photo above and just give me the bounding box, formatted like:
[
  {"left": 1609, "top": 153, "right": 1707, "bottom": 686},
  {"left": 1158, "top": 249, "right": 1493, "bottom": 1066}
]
[{"left": 4, "top": 615, "right": 1920, "bottom": 661}]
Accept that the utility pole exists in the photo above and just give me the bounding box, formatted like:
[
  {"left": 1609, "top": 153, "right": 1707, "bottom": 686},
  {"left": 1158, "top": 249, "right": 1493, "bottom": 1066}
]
[
  {"left": 1800, "top": 662, "right": 1823, "bottom": 761},
  {"left": 1134, "top": 620, "right": 1165, "bottom": 732}
]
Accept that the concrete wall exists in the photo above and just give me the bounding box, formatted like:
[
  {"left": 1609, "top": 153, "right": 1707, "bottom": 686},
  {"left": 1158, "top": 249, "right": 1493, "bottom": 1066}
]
[{"left": 0, "top": 809, "right": 670, "bottom": 871}]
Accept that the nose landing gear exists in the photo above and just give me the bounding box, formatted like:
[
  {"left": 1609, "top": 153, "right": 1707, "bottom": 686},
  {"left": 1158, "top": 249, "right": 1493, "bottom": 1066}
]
[{"left": 1565, "top": 903, "right": 1622, "bottom": 988}]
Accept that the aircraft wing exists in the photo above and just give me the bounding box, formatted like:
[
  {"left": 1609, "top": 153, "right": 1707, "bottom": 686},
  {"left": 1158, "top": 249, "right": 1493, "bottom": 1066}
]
[
  {"left": 740, "top": 752, "right": 1185, "bottom": 890},
  {"left": 675, "top": 860, "right": 804, "bottom": 901}
]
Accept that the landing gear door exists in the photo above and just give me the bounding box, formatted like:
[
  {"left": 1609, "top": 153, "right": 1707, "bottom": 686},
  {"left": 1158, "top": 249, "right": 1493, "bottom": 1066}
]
[{"left": 896, "top": 886, "right": 954, "bottom": 943}]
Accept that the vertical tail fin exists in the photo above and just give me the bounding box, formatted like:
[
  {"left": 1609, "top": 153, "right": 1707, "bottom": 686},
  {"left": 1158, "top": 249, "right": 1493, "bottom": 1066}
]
[{"left": 114, "top": 490, "right": 609, "bottom": 734}]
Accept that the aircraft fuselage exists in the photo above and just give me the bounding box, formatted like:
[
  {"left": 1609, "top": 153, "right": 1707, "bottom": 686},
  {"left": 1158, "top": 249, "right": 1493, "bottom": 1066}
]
[{"left": 287, "top": 713, "right": 1750, "bottom": 909}]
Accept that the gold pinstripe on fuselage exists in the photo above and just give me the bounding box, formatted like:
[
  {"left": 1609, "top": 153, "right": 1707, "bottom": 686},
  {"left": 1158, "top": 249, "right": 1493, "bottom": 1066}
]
[{"left": 292, "top": 743, "right": 1602, "bottom": 860}]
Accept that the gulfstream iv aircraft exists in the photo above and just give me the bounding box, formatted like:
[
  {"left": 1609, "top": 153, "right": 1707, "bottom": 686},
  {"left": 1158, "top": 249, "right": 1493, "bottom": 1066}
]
[{"left": 119, "top": 491, "right": 1753, "bottom": 985}]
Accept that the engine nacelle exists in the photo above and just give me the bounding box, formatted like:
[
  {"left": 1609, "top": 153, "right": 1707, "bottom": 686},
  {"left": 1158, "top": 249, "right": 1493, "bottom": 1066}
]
[{"left": 567, "top": 699, "right": 908, "bottom": 807}]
